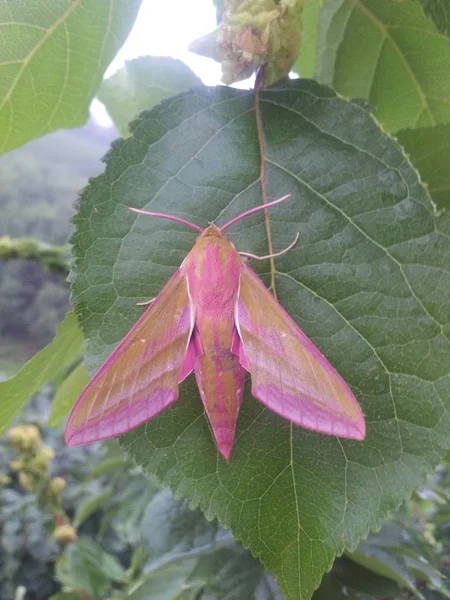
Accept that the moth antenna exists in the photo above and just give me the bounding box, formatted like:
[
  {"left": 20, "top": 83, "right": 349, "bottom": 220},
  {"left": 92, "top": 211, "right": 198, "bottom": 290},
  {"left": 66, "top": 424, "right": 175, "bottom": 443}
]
[
  {"left": 128, "top": 207, "right": 203, "bottom": 233},
  {"left": 239, "top": 232, "right": 299, "bottom": 261},
  {"left": 220, "top": 194, "right": 292, "bottom": 232}
]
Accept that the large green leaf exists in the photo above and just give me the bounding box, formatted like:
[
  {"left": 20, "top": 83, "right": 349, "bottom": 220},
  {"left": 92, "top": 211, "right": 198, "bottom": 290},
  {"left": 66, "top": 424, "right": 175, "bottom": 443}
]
[
  {"left": 71, "top": 80, "right": 450, "bottom": 599},
  {"left": 0, "top": 312, "right": 83, "bottom": 435},
  {"left": 419, "top": 0, "right": 450, "bottom": 34},
  {"left": 397, "top": 125, "right": 450, "bottom": 208},
  {"left": 315, "top": 0, "right": 450, "bottom": 132},
  {"left": 294, "top": 0, "right": 323, "bottom": 78},
  {"left": 98, "top": 56, "right": 203, "bottom": 138},
  {"left": 0, "top": 0, "right": 141, "bottom": 154}
]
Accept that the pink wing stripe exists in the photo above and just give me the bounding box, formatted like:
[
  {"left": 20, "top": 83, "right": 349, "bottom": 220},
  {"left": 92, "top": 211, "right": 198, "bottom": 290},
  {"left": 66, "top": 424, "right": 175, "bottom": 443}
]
[
  {"left": 236, "top": 265, "right": 365, "bottom": 440},
  {"left": 65, "top": 270, "right": 194, "bottom": 446}
]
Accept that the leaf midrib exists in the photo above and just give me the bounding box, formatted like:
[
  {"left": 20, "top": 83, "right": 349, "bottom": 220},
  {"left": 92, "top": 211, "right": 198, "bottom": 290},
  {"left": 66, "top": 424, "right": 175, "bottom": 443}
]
[{"left": 255, "top": 87, "right": 278, "bottom": 298}]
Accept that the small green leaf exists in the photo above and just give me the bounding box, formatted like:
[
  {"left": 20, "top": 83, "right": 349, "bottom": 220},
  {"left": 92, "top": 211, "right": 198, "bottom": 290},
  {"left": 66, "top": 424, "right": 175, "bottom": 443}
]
[
  {"left": 0, "top": 0, "right": 142, "bottom": 154},
  {"left": 0, "top": 312, "right": 83, "bottom": 435},
  {"left": 419, "top": 0, "right": 450, "bottom": 34},
  {"left": 66, "top": 539, "right": 108, "bottom": 597},
  {"left": 99, "top": 549, "right": 127, "bottom": 583},
  {"left": 128, "top": 546, "right": 148, "bottom": 578},
  {"left": 48, "top": 363, "right": 89, "bottom": 427},
  {"left": 73, "top": 489, "right": 113, "bottom": 529},
  {"left": 98, "top": 57, "right": 203, "bottom": 138},
  {"left": 404, "top": 554, "right": 450, "bottom": 598},
  {"left": 397, "top": 124, "right": 450, "bottom": 207},
  {"left": 66, "top": 538, "right": 125, "bottom": 597},
  {"left": 347, "top": 547, "right": 424, "bottom": 599},
  {"left": 315, "top": 0, "right": 450, "bottom": 131},
  {"left": 126, "top": 560, "right": 198, "bottom": 600}
]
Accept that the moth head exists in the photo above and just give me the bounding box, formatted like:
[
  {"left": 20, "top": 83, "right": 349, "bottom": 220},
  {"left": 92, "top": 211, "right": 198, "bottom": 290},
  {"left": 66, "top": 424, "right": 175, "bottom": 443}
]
[{"left": 199, "top": 223, "right": 227, "bottom": 239}]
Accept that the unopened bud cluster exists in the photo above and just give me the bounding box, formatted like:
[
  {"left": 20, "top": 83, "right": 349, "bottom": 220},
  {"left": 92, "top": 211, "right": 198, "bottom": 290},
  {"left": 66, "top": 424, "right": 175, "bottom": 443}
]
[
  {"left": 6, "top": 425, "right": 56, "bottom": 492},
  {"left": 52, "top": 524, "right": 78, "bottom": 544},
  {"left": 190, "top": 0, "right": 304, "bottom": 85},
  {"left": 2, "top": 423, "right": 76, "bottom": 544}
]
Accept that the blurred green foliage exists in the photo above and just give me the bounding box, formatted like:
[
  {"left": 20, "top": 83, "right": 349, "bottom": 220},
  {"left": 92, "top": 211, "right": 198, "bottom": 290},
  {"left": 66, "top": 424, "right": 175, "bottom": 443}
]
[
  {"left": 0, "top": 389, "right": 449, "bottom": 600},
  {"left": 0, "top": 121, "right": 116, "bottom": 348},
  {"left": 0, "top": 391, "right": 282, "bottom": 600}
]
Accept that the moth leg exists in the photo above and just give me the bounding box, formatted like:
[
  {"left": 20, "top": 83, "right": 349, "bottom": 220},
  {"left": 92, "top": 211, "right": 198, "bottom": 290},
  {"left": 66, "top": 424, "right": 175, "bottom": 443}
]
[
  {"left": 136, "top": 298, "right": 155, "bottom": 306},
  {"left": 239, "top": 232, "right": 299, "bottom": 262}
]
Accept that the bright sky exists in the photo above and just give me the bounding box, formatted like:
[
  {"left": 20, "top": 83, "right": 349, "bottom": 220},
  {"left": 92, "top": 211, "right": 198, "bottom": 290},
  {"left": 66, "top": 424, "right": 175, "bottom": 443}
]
[{"left": 91, "top": 0, "right": 227, "bottom": 126}]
